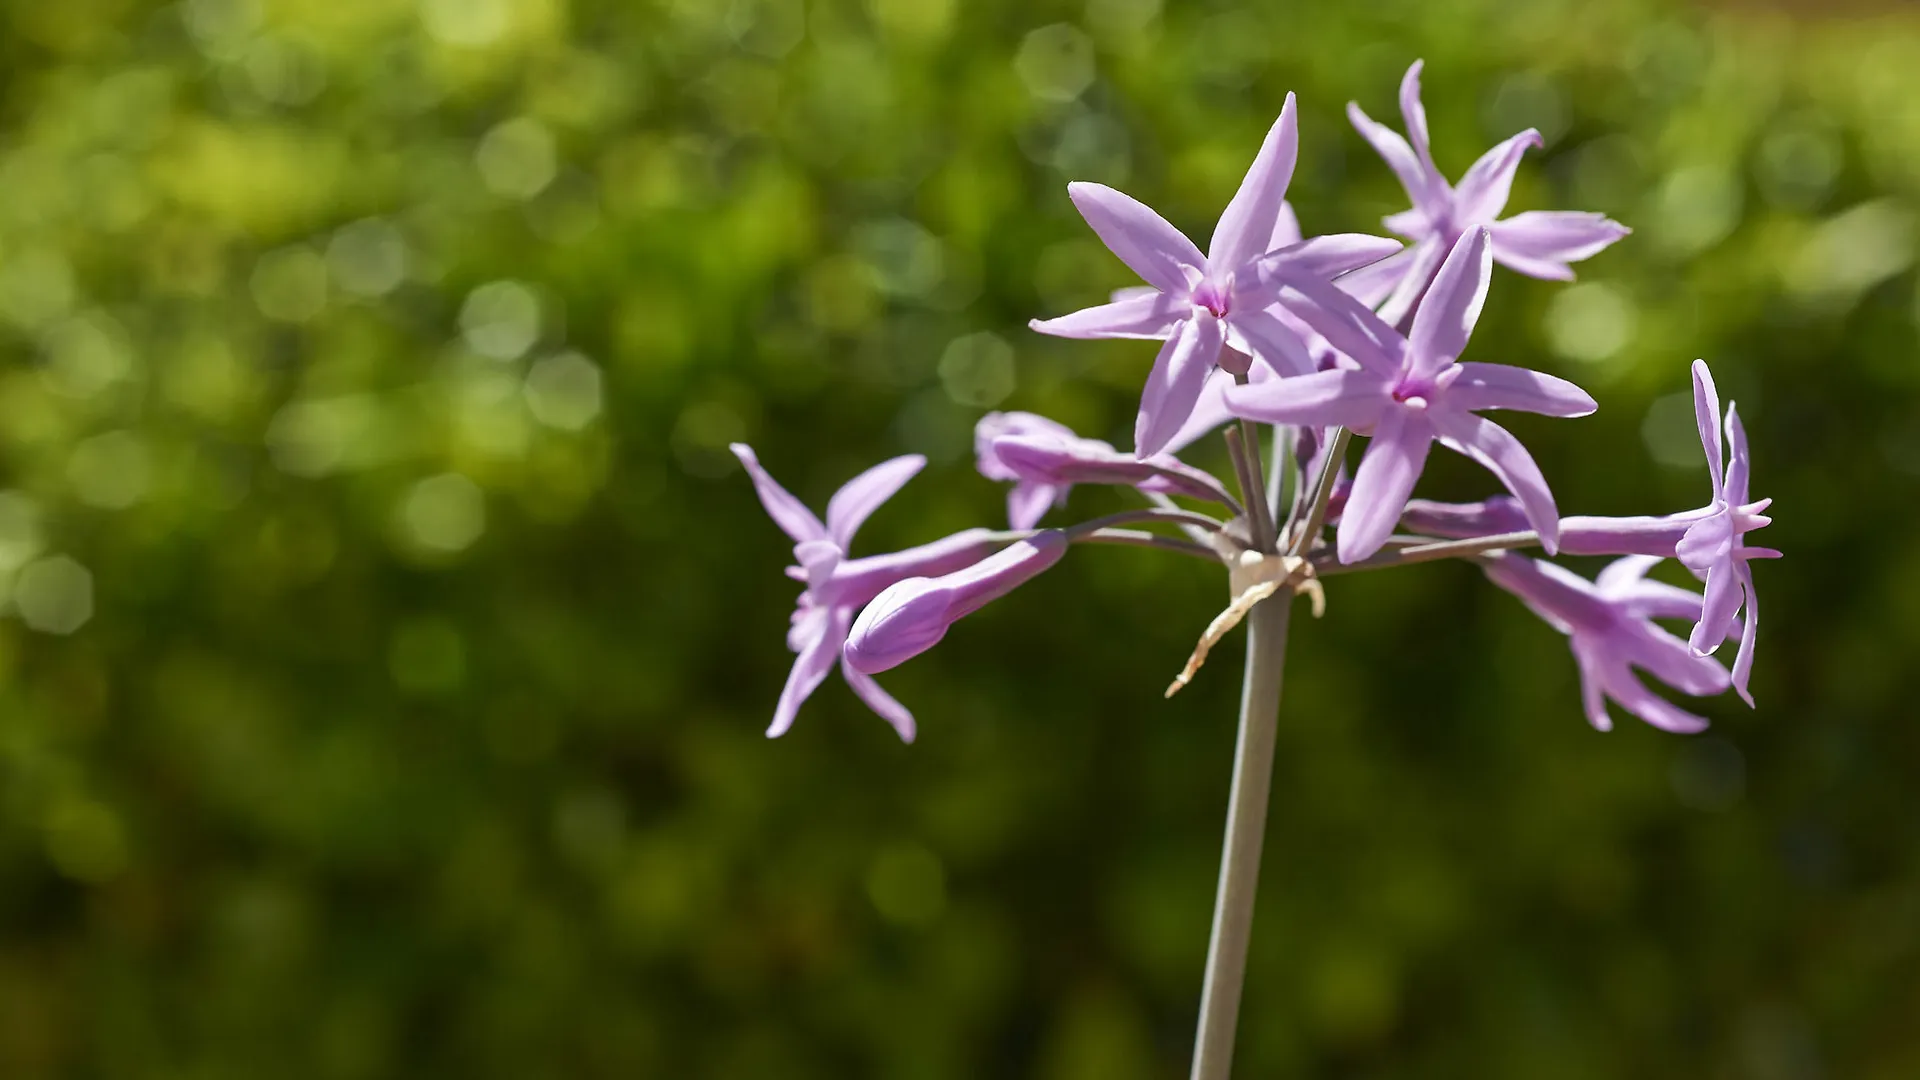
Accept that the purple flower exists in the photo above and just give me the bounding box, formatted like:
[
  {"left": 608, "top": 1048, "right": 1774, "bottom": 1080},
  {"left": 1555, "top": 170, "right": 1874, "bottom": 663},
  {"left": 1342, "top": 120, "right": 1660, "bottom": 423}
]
[
  {"left": 845, "top": 532, "right": 1070, "bottom": 675},
  {"left": 1676, "top": 360, "right": 1780, "bottom": 704},
  {"left": 1346, "top": 61, "right": 1630, "bottom": 325},
  {"left": 1027, "top": 94, "right": 1403, "bottom": 456},
  {"left": 733, "top": 443, "right": 1003, "bottom": 742},
  {"left": 1226, "top": 227, "right": 1597, "bottom": 563},
  {"left": 1482, "top": 552, "right": 1736, "bottom": 733},
  {"left": 974, "top": 411, "right": 1236, "bottom": 528}
]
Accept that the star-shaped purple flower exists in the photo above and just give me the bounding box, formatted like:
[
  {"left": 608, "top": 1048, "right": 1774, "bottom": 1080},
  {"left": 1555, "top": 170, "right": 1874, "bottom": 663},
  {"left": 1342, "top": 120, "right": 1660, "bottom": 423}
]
[
  {"left": 1482, "top": 552, "right": 1737, "bottom": 733},
  {"left": 1676, "top": 360, "right": 1780, "bottom": 705},
  {"left": 1226, "top": 226, "right": 1596, "bottom": 563},
  {"left": 1028, "top": 94, "right": 1402, "bottom": 456},
  {"left": 732, "top": 444, "right": 1002, "bottom": 742},
  {"left": 1344, "top": 60, "right": 1630, "bottom": 325}
]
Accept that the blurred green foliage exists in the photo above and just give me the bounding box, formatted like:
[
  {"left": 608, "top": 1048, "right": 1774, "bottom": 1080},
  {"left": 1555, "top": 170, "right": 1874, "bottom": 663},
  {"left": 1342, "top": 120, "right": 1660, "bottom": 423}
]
[{"left": 0, "top": 0, "right": 1915, "bottom": 1076}]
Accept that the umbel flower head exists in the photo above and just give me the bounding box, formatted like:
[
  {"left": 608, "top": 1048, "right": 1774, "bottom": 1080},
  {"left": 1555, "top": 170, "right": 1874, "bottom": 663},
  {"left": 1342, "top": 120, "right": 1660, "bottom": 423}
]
[
  {"left": 1027, "top": 93, "right": 1402, "bottom": 456},
  {"left": 731, "top": 444, "right": 1002, "bottom": 742},
  {"left": 1344, "top": 60, "right": 1631, "bottom": 325}
]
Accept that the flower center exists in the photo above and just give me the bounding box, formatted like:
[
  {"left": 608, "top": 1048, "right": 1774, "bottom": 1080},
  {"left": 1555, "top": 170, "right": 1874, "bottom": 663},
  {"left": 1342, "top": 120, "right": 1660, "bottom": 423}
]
[{"left": 1190, "top": 277, "right": 1232, "bottom": 319}]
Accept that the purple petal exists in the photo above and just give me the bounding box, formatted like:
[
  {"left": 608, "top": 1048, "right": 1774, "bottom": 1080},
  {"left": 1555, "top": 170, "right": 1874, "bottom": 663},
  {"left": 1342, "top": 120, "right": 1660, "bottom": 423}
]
[
  {"left": 1383, "top": 208, "right": 1429, "bottom": 240},
  {"left": 827, "top": 454, "right": 925, "bottom": 548},
  {"left": 1135, "top": 313, "right": 1225, "bottom": 457},
  {"left": 1594, "top": 552, "right": 1666, "bottom": 593},
  {"left": 1560, "top": 514, "right": 1698, "bottom": 558},
  {"left": 1334, "top": 245, "right": 1418, "bottom": 308},
  {"left": 1624, "top": 620, "right": 1731, "bottom": 697},
  {"left": 1448, "top": 362, "right": 1597, "bottom": 417},
  {"left": 1030, "top": 292, "right": 1186, "bottom": 340},
  {"left": 830, "top": 528, "right": 1006, "bottom": 609},
  {"left": 1375, "top": 232, "right": 1449, "bottom": 330},
  {"left": 1110, "top": 284, "right": 1161, "bottom": 303},
  {"left": 1399, "top": 495, "right": 1531, "bottom": 539},
  {"left": 1246, "top": 234, "right": 1406, "bottom": 294},
  {"left": 1399, "top": 60, "right": 1438, "bottom": 180},
  {"left": 1269, "top": 200, "right": 1303, "bottom": 251},
  {"left": 731, "top": 443, "right": 829, "bottom": 545},
  {"left": 1602, "top": 665, "right": 1712, "bottom": 734},
  {"left": 1347, "top": 101, "right": 1439, "bottom": 218},
  {"left": 1067, "top": 182, "right": 1206, "bottom": 295},
  {"left": 1008, "top": 481, "right": 1064, "bottom": 530},
  {"left": 840, "top": 656, "right": 917, "bottom": 743},
  {"left": 845, "top": 532, "right": 1068, "bottom": 674},
  {"left": 1688, "top": 559, "right": 1743, "bottom": 657},
  {"left": 1274, "top": 273, "right": 1407, "bottom": 377},
  {"left": 991, "top": 433, "right": 1234, "bottom": 507},
  {"left": 1430, "top": 408, "right": 1561, "bottom": 554},
  {"left": 1571, "top": 643, "right": 1616, "bottom": 732},
  {"left": 1225, "top": 367, "right": 1390, "bottom": 428},
  {"left": 1162, "top": 368, "right": 1234, "bottom": 456},
  {"left": 1227, "top": 307, "right": 1315, "bottom": 377},
  {"left": 770, "top": 606, "right": 848, "bottom": 738},
  {"left": 1489, "top": 212, "right": 1630, "bottom": 278},
  {"left": 1209, "top": 94, "right": 1299, "bottom": 272},
  {"left": 1337, "top": 407, "right": 1435, "bottom": 563},
  {"left": 1407, "top": 227, "right": 1493, "bottom": 380},
  {"left": 1452, "top": 129, "right": 1543, "bottom": 224},
  {"left": 1724, "top": 402, "right": 1750, "bottom": 507},
  {"left": 976, "top": 411, "right": 1077, "bottom": 481},
  {"left": 1730, "top": 564, "right": 1757, "bottom": 706},
  {"left": 1676, "top": 512, "right": 1734, "bottom": 572}
]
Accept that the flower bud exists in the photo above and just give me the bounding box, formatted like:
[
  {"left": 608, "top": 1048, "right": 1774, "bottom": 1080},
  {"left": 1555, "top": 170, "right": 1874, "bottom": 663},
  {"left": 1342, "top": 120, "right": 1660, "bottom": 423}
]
[{"left": 844, "top": 532, "right": 1069, "bottom": 674}]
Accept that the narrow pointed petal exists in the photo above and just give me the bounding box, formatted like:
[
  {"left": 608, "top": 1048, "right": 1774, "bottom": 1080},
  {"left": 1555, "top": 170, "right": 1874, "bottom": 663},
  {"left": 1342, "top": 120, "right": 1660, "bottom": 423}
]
[
  {"left": 1247, "top": 234, "right": 1406, "bottom": 295},
  {"left": 990, "top": 433, "right": 1235, "bottom": 507},
  {"left": 1067, "top": 182, "right": 1206, "bottom": 295},
  {"left": 1383, "top": 208, "right": 1429, "bottom": 239},
  {"left": 1008, "top": 482, "right": 1063, "bottom": 530},
  {"left": 732, "top": 443, "right": 829, "bottom": 544},
  {"left": 1489, "top": 212, "right": 1630, "bottom": 278},
  {"left": 1604, "top": 668, "right": 1712, "bottom": 734},
  {"left": 840, "top": 656, "right": 917, "bottom": 742},
  {"left": 1448, "top": 362, "right": 1597, "bottom": 417},
  {"left": 1335, "top": 245, "right": 1418, "bottom": 308},
  {"left": 1571, "top": 644, "right": 1616, "bottom": 731},
  {"left": 1225, "top": 367, "right": 1389, "bottom": 428},
  {"left": 1691, "top": 360, "right": 1725, "bottom": 492},
  {"left": 1135, "top": 313, "right": 1224, "bottom": 457},
  {"left": 1347, "top": 102, "right": 1439, "bottom": 216},
  {"left": 1399, "top": 495, "right": 1531, "bottom": 539},
  {"left": 1559, "top": 513, "right": 1701, "bottom": 557},
  {"left": 1269, "top": 200, "right": 1303, "bottom": 251},
  {"left": 1627, "top": 621, "right": 1732, "bottom": 696},
  {"left": 1688, "top": 560, "right": 1743, "bottom": 657},
  {"left": 1162, "top": 368, "right": 1233, "bottom": 456},
  {"left": 976, "top": 411, "right": 1076, "bottom": 481},
  {"left": 1274, "top": 273, "right": 1407, "bottom": 376},
  {"left": 1030, "top": 292, "right": 1185, "bottom": 340},
  {"left": 1209, "top": 94, "right": 1299, "bottom": 271},
  {"left": 1399, "top": 60, "right": 1438, "bottom": 179},
  {"left": 1375, "top": 232, "right": 1449, "bottom": 329},
  {"left": 1431, "top": 408, "right": 1561, "bottom": 554},
  {"left": 1110, "top": 284, "right": 1161, "bottom": 303},
  {"left": 1407, "top": 227, "right": 1494, "bottom": 378},
  {"left": 1595, "top": 552, "right": 1669, "bottom": 594},
  {"left": 1226, "top": 307, "right": 1315, "bottom": 377},
  {"left": 1338, "top": 408, "right": 1434, "bottom": 563},
  {"left": 1453, "top": 129, "right": 1543, "bottom": 224},
  {"left": 830, "top": 528, "right": 1005, "bottom": 608},
  {"left": 827, "top": 454, "right": 925, "bottom": 548},
  {"left": 769, "top": 608, "right": 846, "bottom": 738},
  {"left": 1730, "top": 565, "right": 1758, "bottom": 706},
  {"left": 1724, "top": 403, "right": 1751, "bottom": 506},
  {"left": 845, "top": 532, "right": 1069, "bottom": 674}
]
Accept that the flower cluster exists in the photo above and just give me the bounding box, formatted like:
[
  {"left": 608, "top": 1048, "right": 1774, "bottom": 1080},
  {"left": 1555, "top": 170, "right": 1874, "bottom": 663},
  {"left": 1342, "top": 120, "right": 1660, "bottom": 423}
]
[{"left": 734, "top": 63, "right": 1775, "bottom": 741}]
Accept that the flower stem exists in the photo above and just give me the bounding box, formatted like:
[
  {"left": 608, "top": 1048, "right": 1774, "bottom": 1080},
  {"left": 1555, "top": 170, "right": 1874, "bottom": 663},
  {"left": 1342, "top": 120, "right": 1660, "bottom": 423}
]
[
  {"left": 1188, "top": 587, "right": 1293, "bottom": 1080},
  {"left": 1312, "top": 529, "right": 1542, "bottom": 576}
]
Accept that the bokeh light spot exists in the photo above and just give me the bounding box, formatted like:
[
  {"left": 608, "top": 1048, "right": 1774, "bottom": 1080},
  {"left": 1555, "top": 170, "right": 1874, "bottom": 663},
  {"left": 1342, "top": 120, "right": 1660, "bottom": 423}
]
[
  {"left": 399, "top": 474, "right": 486, "bottom": 553},
  {"left": 460, "top": 280, "right": 541, "bottom": 361},
  {"left": 938, "top": 332, "right": 1016, "bottom": 408},
  {"left": 1544, "top": 283, "right": 1637, "bottom": 364},
  {"left": 523, "top": 352, "right": 603, "bottom": 431},
  {"left": 68, "top": 431, "right": 153, "bottom": 510},
  {"left": 477, "top": 118, "right": 558, "bottom": 200},
  {"left": 251, "top": 246, "right": 329, "bottom": 323},
  {"left": 1016, "top": 25, "right": 1096, "bottom": 104},
  {"left": 328, "top": 219, "right": 409, "bottom": 297},
  {"left": 14, "top": 555, "right": 94, "bottom": 635}
]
